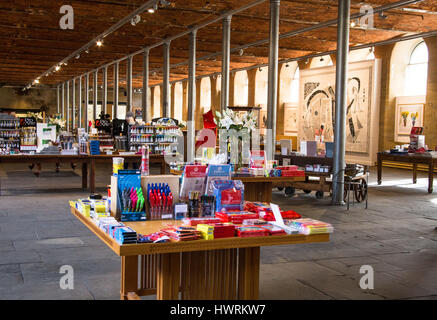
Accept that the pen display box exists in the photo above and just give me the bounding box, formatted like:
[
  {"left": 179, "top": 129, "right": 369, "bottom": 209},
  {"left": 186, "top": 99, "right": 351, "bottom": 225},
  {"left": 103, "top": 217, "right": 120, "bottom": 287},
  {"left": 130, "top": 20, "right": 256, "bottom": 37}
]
[{"left": 117, "top": 170, "right": 146, "bottom": 222}]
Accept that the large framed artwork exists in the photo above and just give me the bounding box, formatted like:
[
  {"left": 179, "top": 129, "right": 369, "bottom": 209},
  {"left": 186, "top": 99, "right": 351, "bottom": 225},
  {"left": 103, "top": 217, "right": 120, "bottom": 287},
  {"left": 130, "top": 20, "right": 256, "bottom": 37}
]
[
  {"left": 394, "top": 96, "right": 425, "bottom": 143},
  {"left": 298, "top": 60, "right": 381, "bottom": 165},
  {"left": 283, "top": 103, "right": 298, "bottom": 135}
]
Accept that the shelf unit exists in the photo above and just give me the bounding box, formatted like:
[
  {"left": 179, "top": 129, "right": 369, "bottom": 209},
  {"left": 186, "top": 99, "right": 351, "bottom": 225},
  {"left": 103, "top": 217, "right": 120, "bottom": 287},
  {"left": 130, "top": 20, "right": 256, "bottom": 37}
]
[
  {"left": 128, "top": 124, "right": 181, "bottom": 155},
  {"left": 0, "top": 118, "right": 20, "bottom": 151}
]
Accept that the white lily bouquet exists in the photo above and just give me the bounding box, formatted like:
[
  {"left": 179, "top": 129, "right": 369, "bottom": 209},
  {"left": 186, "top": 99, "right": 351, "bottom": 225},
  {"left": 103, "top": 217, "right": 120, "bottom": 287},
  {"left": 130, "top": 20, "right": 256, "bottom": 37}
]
[{"left": 214, "top": 109, "right": 257, "bottom": 167}]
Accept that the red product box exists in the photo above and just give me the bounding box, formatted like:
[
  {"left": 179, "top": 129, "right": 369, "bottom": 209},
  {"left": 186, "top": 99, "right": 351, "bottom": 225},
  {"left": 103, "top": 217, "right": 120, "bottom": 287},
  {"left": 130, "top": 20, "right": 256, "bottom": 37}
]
[
  {"left": 259, "top": 224, "right": 287, "bottom": 235},
  {"left": 236, "top": 226, "right": 270, "bottom": 238},
  {"left": 281, "top": 170, "right": 305, "bottom": 177},
  {"left": 212, "top": 223, "right": 236, "bottom": 239}
]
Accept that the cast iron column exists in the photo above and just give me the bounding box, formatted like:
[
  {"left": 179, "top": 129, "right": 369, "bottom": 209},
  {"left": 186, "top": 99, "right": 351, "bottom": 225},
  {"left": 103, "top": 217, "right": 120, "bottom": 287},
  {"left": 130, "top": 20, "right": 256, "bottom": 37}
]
[
  {"left": 72, "top": 78, "right": 76, "bottom": 130},
  {"left": 163, "top": 41, "right": 171, "bottom": 118},
  {"left": 93, "top": 70, "right": 98, "bottom": 122},
  {"left": 66, "top": 81, "right": 70, "bottom": 132},
  {"left": 221, "top": 16, "right": 232, "bottom": 112},
  {"left": 187, "top": 30, "right": 197, "bottom": 162},
  {"left": 85, "top": 74, "right": 89, "bottom": 132},
  {"left": 113, "top": 62, "right": 119, "bottom": 119},
  {"left": 142, "top": 49, "right": 150, "bottom": 122},
  {"left": 102, "top": 66, "right": 108, "bottom": 115},
  {"left": 57, "top": 85, "right": 60, "bottom": 114},
  {"left": 332, "top": 0, "right": 351, "bottom": 205},
  {"left": 267, "top": 0, "right": 280, "bottom": 161},
  {"left": 61, "top": 83, "right": 65, "bottom": 120},
  {"left": 127, "top": 57, "right": 133, "bottom": 112}
]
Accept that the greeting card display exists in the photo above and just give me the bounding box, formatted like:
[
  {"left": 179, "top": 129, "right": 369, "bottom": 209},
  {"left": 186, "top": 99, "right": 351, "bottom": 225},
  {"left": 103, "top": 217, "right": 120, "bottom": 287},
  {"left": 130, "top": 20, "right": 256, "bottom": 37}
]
[
  {"left": 179, "top": 165, "right": 207, "bottom": 201},
  {"left": 205, "top": 164, "right": 232, "bottom": 195},
  {"left": 249, "top": 150, "right": 266, "bottom": 169}
]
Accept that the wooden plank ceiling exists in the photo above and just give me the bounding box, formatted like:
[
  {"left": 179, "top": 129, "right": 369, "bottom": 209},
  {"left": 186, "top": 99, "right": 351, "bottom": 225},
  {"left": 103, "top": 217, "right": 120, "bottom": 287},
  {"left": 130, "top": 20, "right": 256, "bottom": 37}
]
[{"left": 1, "top": 0, "right": 437, "bottom": 88}]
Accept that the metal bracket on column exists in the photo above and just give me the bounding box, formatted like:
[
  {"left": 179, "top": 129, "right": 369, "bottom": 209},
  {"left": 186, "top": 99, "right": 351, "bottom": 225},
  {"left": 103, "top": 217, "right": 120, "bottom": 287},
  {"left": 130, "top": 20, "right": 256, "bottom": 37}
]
[{"left": 221, "top": 15, "right": 232, "bottom": 112}]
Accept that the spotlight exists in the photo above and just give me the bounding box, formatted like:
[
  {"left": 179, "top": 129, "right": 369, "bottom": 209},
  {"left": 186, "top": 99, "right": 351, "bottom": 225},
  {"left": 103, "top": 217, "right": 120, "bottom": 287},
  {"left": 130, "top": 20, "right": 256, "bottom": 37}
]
[
  {"left": 148, "top": 8, "right": 155, "bottom": 13},
  {"left": 239, "top": 49, "right": 244, "bottom": 56},
  {"left": 320, "top": 57, "right": 324, "bottom": 62},
  {"left": 34, "top": 79, "right": 40, "bottom": 84},
  {"left": 85, "top": 49, "right": 89, "bottom": 54},
  {"left": 131, "top": 14, "right": 141, "bottom": 26},
  {"left": 96, "top": 40, "right": 103, "bottom": 47},
  {"left": 259, "top": 67, "right": 262, "bottom": 72},
  {"left": 159, "top": 0, "right": 171, "bottom": 6},
  {"left": 350, "top": 20, "right": 356, "bottom": 28},
  {"left": 75, "top": 54, "right": 80, "bottom": 59},
  {"left": 55, "top": 65, "right": 61, "bottom": 71},
  {"left": 379, "top": 11, "right": 388, "bottom": 19}
]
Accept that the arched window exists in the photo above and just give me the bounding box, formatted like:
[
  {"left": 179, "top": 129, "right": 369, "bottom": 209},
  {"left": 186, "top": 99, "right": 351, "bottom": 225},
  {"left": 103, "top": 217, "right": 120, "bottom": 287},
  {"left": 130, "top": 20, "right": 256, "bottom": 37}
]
[
  {"left": 200, "top": 77, "right": 211, "bottom": 113},
  {"left": 174, "top": 82, "right": 183, "bottom": 121},
  {"left": 405, "top": 41, "right": 428, "bottom": 96},
  {"left": 255, "top": 67, "right": 268, "bottom": 108},
  {"left": 153, "top": 86, "right": 161, "bottom": 118},
  {"left": 290, "top": 67, "right": 300, "bottom": 103},
  {"left": 234, "top": 71, "right": 249, "bottom": 106}
]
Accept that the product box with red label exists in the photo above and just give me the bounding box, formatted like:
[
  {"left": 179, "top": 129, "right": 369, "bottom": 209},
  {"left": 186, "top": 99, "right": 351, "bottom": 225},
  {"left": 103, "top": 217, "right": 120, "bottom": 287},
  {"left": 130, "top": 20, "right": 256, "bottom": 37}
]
[{"left": 179, "top": 165, "right": 207, "bottom": 201}]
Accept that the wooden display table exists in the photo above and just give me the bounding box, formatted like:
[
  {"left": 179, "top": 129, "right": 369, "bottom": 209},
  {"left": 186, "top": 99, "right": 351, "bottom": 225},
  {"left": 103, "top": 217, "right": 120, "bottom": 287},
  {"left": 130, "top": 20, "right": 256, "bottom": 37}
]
[
  {"left": 0, "top": 154, "right": 167, "bottom": 195},
  {"left": 70, "top": 206, "right": 330, "bottom": 300},
  {"left": 0, "top": 154, "right": 89, "bottom": 195},
  {"left": 231, "top": 175, "right": 305, "bottom": 202},
  {"left": 88, "top": 154, "right": 167, "bottom": 193},
  {"left": 377, "top": 152, "right": 436, "bottom": 193}
]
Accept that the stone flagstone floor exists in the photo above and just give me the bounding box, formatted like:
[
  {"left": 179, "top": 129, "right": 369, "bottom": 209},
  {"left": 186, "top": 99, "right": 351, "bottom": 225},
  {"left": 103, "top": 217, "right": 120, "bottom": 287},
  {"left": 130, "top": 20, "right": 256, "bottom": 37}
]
[{"left": 0, "top": 162, "right": 436, "bottom": 300}]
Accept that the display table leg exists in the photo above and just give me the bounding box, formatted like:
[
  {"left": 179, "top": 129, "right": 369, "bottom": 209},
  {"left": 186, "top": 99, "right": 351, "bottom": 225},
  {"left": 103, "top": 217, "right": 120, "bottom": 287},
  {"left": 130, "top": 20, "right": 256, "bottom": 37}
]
[
  {"left": 377, "top": 156, "right": 382, "bottom": 185},
  {"left": 81, "top": 162, "right": 88, "bottom": 189},
  {"left": 157, "top": 252, "right": 181, "bottom": 300},
  {"left": 89, "top": 159, "right": 95, "bottom": 193},
  {"left": 428, "top": 162, "right": 434, "bottom": 194},
  {"left": 120, "top": 256, "right": 138, "bottom": 300},
  {"left": 238, "top": 247, "right": 260, "bottom": 300},
  {"left": 161, "top": 159, "right": 166, "bottom": 174},
  {"left": 413, "top": 163, "right": 418, "bottom": 184}
]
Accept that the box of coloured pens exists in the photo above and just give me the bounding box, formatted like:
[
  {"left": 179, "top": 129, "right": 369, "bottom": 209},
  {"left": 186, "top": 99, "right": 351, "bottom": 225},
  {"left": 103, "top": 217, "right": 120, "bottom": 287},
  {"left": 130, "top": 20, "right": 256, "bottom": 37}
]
[{"left": 117, "top": 170, "right": 146, "bottom": 222}]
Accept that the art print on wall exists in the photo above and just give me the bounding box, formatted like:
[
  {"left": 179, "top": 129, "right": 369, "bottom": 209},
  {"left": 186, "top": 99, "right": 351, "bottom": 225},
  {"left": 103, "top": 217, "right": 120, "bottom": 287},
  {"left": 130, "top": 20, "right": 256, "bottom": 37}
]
[
  {"left": 394, "top": 96, "right": 425, "bottom": 143},
  {"left": 299, "top": 61, "right": 376, "bottom": 155},
  {"left": 283, "top": 103, "right": 298, "bottom": 134}
]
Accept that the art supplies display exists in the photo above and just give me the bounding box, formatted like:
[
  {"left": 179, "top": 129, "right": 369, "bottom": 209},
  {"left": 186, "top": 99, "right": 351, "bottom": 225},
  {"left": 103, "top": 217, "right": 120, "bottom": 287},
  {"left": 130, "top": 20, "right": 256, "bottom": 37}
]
[
  {"left": 128, "top": 124, "right": 181, "bottom": 154},
  {"left": 0, "top": 116, "right": 20, "bottom": 152},
  {"left": 19, "top": 117, "right": 37, "bottom": 152}
]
